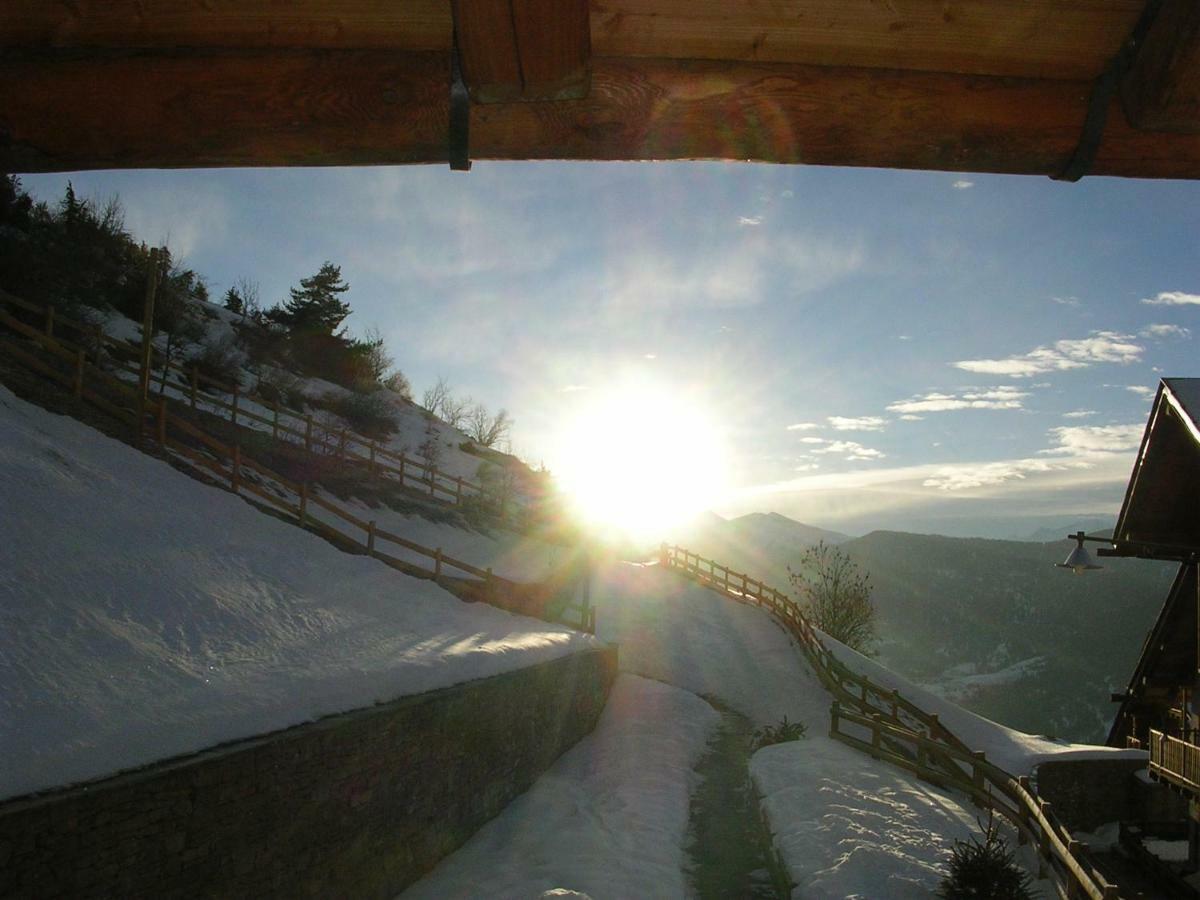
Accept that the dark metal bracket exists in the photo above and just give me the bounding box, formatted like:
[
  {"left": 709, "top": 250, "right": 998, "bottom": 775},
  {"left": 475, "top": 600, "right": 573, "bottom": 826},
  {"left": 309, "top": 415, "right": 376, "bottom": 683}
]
[
  {"left": 449, "top": 35, "right": 472, "bottom": 172},
  {"left": 1053, "top": 0, "right": 1165, "bottom": 182}
]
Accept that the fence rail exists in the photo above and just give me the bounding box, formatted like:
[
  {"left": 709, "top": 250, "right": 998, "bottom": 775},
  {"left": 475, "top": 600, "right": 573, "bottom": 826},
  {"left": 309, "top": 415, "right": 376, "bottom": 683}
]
[
  {"left": 660, "top": 543, "right": 1120, "bottom": 900},
  {"left": 0, "top": 290, "right": 519, "bottom": 518},
  {"left": 0, "top": 306, "right": 592, "bottom": 634},
  {"left": 1149, "top": 729, "right": 1200, "bottom": 794}
]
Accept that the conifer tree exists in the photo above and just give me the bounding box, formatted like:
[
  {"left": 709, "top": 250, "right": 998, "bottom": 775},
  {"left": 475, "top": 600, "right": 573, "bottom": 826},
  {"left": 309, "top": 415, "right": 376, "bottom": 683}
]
[{"left": 275, "top": 262, "right": 351, "bottom": 336}]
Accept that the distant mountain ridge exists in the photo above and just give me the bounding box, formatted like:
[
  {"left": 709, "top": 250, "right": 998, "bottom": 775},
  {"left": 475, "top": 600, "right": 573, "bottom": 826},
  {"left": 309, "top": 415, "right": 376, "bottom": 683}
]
[{"left": 677, "top": 514, "right": 1174, "bottom": 743}]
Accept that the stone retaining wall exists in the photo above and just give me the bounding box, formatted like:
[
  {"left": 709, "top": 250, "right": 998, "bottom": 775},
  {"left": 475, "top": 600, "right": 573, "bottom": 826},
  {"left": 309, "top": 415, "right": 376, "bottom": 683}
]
[
  {"left": 1035, "top": 757, "right": 1180, "bottom": 832},
  {"left": 0, "top": 645, "right": 618, "bottom": 899}
]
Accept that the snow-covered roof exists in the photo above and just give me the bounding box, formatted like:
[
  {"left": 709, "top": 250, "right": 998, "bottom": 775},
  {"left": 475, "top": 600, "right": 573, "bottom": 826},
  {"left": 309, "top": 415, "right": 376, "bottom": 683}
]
[{"left": 1113, "top": 378, "right": 1200, "bottom": 559}]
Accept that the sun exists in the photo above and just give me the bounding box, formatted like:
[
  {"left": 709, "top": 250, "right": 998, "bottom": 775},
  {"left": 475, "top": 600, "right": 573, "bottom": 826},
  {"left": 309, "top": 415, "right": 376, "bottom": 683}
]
[{"left": 549, "top": 377, "right": 730, "bottom": 545}]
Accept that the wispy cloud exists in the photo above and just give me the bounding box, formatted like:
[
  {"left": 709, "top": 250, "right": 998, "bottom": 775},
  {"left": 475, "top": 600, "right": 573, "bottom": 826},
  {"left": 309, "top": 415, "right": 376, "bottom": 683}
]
[
  {"left": 952, "top": 180, "right": 975, "bottom": 190},
  {"left": 828, "top": 415, "right": 887, "bottom": 432},
  {"left": 1063, "top": 409, "right": 1096, "bottom": 418},
  {"left": 1141, "top": 291, "right": 1200, "bottom": 306},
  {"left": 799, "top": 437, "right": 827, "bottom": 444},
  {"left": 1050, "top": 296, "right": 1081, "bottom": 307},
  {"left": 953, "top": 332, "right": 1142, "bottom": 378},
  {"left": 887, "top": 386, "right": 1028, "bottom": 414},
  {"left": 786, "top": 422, "right": 820, "bottom": 431},
  {"left": 1140, "top": 323, "right": 1191, "bottom": 339},
  {"left": 899, "top": 414, "right": 924, "bottom": 421},
  {"left": 1124, "top": 385, "right": 1155, "bottom": 397},
  {"left": 811, "top": 440, "right": 885, "bottom": 461},
  {"left": 737, "top": 215, "right": 763, "bottom": 226}
]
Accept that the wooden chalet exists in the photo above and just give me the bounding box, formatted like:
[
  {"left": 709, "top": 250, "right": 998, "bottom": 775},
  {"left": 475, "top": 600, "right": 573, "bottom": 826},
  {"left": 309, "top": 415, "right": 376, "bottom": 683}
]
[
  {"left": 3, "top": 0, "right": 1200, "bottom": 178},
  {"left": 1103, "top": 379, "right": 1200, "bottom": 876}
]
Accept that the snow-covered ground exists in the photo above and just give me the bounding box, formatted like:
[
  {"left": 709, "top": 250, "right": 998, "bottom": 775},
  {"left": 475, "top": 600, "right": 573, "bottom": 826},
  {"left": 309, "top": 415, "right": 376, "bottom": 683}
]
[
  {"left": 0, "top": 384, "right": 596, "bottom": 800},
  {"left": 405, "top": 560, "right": 1144, "bottom": 898},
  {"left": 404, "top": 676, "right": 718, "bottom": 899}
]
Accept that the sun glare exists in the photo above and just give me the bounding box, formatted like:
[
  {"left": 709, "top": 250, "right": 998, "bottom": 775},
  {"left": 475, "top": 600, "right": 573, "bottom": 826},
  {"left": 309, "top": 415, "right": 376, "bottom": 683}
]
[{"left": 550, "top": 378, "right": 729, "bottom": 545}]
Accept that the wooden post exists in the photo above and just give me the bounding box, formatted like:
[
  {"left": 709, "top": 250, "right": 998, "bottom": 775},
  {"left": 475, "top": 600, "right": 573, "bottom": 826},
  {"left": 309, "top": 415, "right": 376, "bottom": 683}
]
[
  {"left": 156, "top": 397, "right": 167, "bottom": 445},
  {"left": 972, "top": 751, "right": 986, "bottom": 793},
  {"left": 486, "top": 567, "right": 495, "bottom": 603},
  {"left": 73, "top": 348, "right": 85, "bottom": 399},
  {"left": 231, "top": 444, "right": 241, "bottom": 494},
  {"left": 231, "top": 385, "right": 239, "bottom": 427},
  {"left": 339, "top": 428, "right": 347, "bottom": 459},
  {"left": 272, "top": 400, "right": 280, "bottom": 440},
  {"left": 829, "top": 700, "right": 840, "bottom": 737},
  {"left": 660, "top": 543, "right": 669, "bottom": 568},
  {"left": 890, "top": 690, "right": 900, "bottom": 720},
  {"left": 369, "top": 441, "right": 376, "bottom": 475},
  {"left": 305, "top": 415, "right": 313, "bottom": 452},
  {"left": 434, "top": 548, "right": 443, "bottom": 578},
  {"left": 137, "top": 247, "right": 161, "bottom": 441},
  {"left": 398, "top": 455, "right": 406, "bottom": 484},
  {"left": 455, "top": 476, "right": 463, "bottom": 504},
  {"left": 929, "top": 713, "right": 940, "bottom": 741},
  {"left": 299, "top": 483, "right": 308, "bottom": 525},
  {"left": 189, "top": 367, "right": 198, "bottom": 409},
  {"left": 44, "top": 304, "right": 54, "bottom": 338},
  {"left": 367, "top": 520, "right": 376, "bottom": 554},
  {"left": 429, "top": 467, "right": 436, "bottom": 496},
  {"left": 93, "top": 324, "right": 104, "bottom": 364},
  {"left": 871, "top": 713, "right": 882, "bottom": 757}
]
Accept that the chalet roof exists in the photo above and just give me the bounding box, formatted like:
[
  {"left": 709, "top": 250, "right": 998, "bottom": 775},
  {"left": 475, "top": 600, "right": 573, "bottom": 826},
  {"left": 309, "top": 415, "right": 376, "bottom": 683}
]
[
  {"left": 4, "top": 1, "right": 1200, "bottom": 177},
  {"left": 1113, "top": 378, "right": 1200, "bottom": 561}
]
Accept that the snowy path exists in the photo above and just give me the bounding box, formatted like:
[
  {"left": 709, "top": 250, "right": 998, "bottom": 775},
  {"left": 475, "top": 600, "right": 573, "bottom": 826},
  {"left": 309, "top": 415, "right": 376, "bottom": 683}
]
[{"left": 398, "top": 563, "right": 987, "bottom": 897}]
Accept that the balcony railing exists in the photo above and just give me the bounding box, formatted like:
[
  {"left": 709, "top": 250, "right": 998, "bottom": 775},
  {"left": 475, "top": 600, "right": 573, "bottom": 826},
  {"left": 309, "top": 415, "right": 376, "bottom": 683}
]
[{"left": 1149, "top": 729, "right": 1200, "bottom": 795}]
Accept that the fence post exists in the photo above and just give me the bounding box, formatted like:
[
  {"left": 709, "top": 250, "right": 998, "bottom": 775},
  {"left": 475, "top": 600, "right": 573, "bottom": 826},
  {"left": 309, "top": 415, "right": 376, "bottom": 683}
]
[
  {"left": 231, "top": 385, "right": 239, "bottom": 427},
  {"left": 429, "top": 467, "right": 436, "bottom": 496},
  {"left": 189, "top": 367, "right": 198, "bottom": 409},
  {"left": 434, "top": 548, "right": 443, "bottom": 579},
  {"left": 299, "top": 483, "right": 308, "bottom": 526},
  {"left": 272, "top": 400, "right": 280, "bottom": 440},
  {"left": 890, "top": 690, "right": 900, "bottom": 720},
  {"left": 157, "top": 397, "right": 167, "bottom": 446},
  {"left": 45, "top": 305, "right": 54, "bottom": 338},
  {"left": 971, "top": 751, "right": 986, "bottom": 794},
  {"left": 338, "top": 428, "right": 347, "bottom": 459},
  {"left": 398, "top": 455, "right": 406, "bottom": 484},
  {"left": 305, "top": 415, "right": 313, "bottom": 452},
  {"left": 231, "top": 444, "right": 241, "bottom": 494},
  {"left": 660, "top": 543, "right": 669, "bottom": 567},
  {"left": 93, "top": 324, "right": 105, "bottom": 364},
  {"left": 367, "top": 520, "right": 376, "bottom": 554},
  {"left": 829, "top": 701, "right": 840, "bottom": 738},
  {"left": 929, "top": 713, "right": 940, "bottom": 741},
  {"left": 871, "top": 713, "right": 882, "bottom": 758},
  {"left": 73, "top": 348, "right": 85, "bottom": 399},
  {"left": 486, "top": 567, "right": 495, "bottom": 603},
  {"left": 455, "top": 476, "right": 463, "bottom": 504},
  {"left": 369, "top": 441, "right": 377, "bottom": 475}
]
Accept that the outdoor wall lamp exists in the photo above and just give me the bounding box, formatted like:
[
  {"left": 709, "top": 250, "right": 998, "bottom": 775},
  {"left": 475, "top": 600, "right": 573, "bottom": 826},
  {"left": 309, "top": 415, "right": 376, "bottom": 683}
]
[{"left": 1055, "top": 531, "right": 1107, "bottom": 574}]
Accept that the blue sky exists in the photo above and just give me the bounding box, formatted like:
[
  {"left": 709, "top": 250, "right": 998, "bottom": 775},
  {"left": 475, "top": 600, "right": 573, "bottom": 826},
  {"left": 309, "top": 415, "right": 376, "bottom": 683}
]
[{"left": 21, "top": 163, "right": 1200, "bottom": 538}]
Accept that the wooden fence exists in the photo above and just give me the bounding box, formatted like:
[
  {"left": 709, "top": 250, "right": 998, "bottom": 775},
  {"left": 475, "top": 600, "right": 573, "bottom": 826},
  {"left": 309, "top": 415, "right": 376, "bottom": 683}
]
[
  {"left": 0, "top": 290, "right": 519, "bottom": 518},
  {"left": 0, "top": 306, "right": 592, "bottom": 634},
  {"left": 1149, "top": 729, "right": 1200, "bottom": 794},
  {"left": 661, "top": 544, "right": 1120, "bottom": 900}
]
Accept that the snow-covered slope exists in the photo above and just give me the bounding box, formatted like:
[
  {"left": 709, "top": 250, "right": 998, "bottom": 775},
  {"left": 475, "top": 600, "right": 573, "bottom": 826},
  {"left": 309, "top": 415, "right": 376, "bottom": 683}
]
[{"left": 0, "top": 384, "right": 596, "bottom": 800}]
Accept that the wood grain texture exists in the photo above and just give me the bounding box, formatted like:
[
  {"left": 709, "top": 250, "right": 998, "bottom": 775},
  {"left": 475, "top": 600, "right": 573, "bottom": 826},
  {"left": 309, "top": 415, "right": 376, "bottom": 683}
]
[
  {"left": 1121, "top": 0, "right": 1200, "bottom": 133},
  {"left": 590, "top": 0, "right": 1143, "bottom": 80},
  {"left": 0, "top": 0, "right": 451, "bottom": 50},
  {"left": 0, "top": 51, "right": 450, "bottom": 171},
  {"left": 6, "top": 52, "right": 1200, "bottom": 177},
  {"left": 513, "top": 0, "right": 591, "bottom": 100},
  {"left": 451, "top": 0, "right": 523, "bottom": 102}
]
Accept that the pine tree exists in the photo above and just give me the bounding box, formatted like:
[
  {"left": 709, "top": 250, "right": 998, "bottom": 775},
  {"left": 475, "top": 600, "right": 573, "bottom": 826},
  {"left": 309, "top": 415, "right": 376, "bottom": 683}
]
[{"left": 276, "top": 262, "right": 351, "bottom": 335}]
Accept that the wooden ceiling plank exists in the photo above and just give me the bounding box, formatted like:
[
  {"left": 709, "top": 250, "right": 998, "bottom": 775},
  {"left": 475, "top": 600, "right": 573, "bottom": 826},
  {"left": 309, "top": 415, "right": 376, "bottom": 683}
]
[
  {"left": 451, "top": 0, "right": 523, "bottom": 103},
  {"left": 590, "top": 0, "right": 1143, "bottom": 81},
  {"left": 512, "top": 0, "right": 591, "bottom": 100},
  {"left": 0, "top": 51, "right": 450, "bottom": 171},
  {"left": 0, "top": 1, "right": 451, "bottom": 51},
  {"left": 1121, "top": 0, "right": 1200, "bottom": 133},
  {"left": 6, "top": 52, "right": 1200, "bottom": 178}
]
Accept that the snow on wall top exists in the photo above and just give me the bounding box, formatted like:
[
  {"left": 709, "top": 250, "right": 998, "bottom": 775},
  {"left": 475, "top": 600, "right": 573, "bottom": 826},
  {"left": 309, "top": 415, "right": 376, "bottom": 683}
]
[{"left": 0, "top": 385, "right": 595, "bottom": 800}]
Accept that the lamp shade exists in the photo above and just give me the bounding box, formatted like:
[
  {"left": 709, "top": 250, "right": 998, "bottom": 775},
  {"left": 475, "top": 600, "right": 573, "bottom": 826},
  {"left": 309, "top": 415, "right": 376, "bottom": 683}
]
[{"left": 1055, "top": 539, "right": 1102, "bottom": 575}]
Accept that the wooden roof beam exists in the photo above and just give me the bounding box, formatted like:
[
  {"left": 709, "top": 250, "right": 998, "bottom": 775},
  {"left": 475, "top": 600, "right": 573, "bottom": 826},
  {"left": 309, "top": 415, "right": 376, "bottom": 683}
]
[
  {"left": 1122, "top": 0, "right": 1200, "bottom": 133},
  {"left": 451, "top": 0, "right": 590, "bottom": 103},
  {"left": 6, "top": 53, "right": 1200, "bottom": 176}
]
